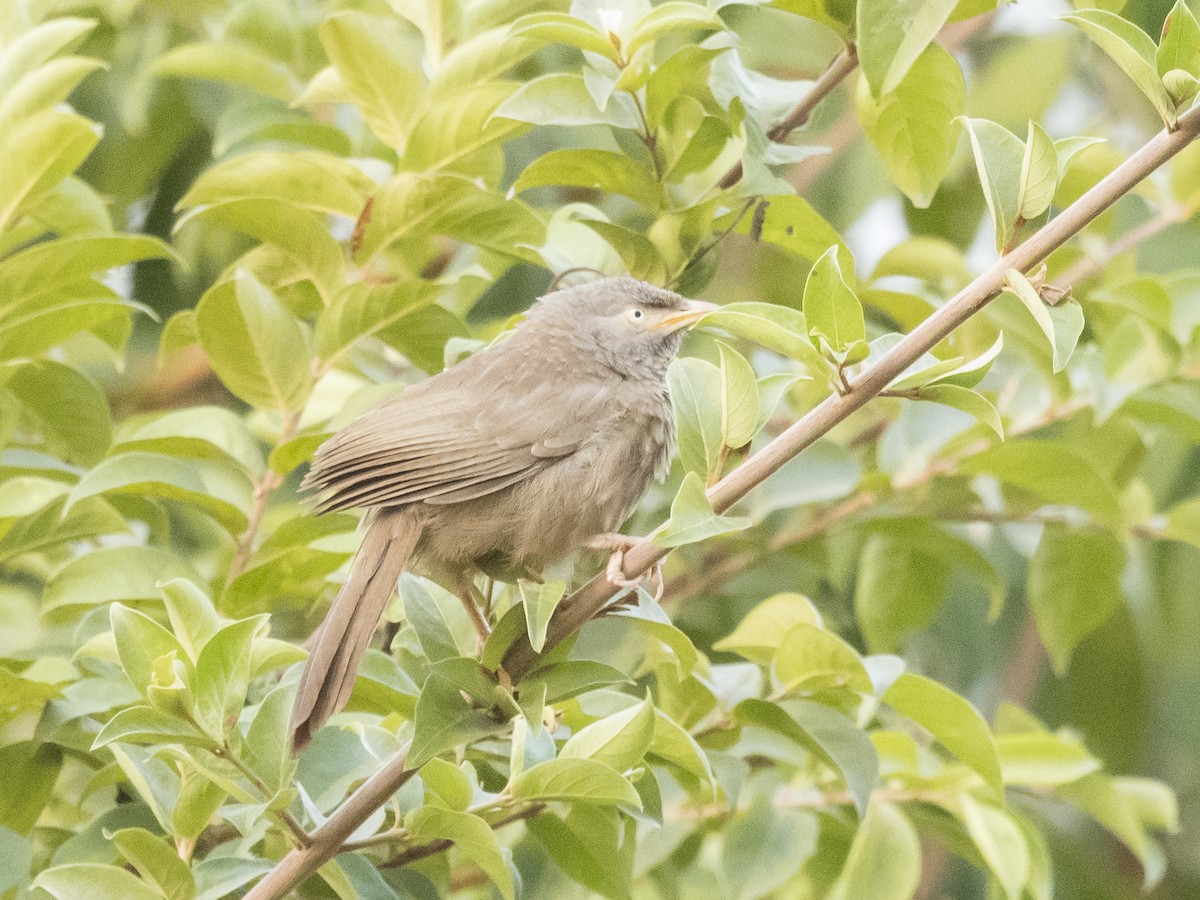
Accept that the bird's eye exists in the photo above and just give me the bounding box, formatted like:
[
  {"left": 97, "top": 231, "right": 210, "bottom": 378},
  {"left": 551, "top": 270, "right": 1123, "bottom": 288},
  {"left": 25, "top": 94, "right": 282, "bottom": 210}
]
[{"left": 628, "top": 308, "right": 644, "bottom": 321}]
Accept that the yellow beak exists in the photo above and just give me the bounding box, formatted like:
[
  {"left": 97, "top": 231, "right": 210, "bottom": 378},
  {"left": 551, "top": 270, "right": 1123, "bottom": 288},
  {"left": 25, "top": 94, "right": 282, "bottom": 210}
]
[{"left": 654, "top": 299, "right": 719, "bottom": 332}]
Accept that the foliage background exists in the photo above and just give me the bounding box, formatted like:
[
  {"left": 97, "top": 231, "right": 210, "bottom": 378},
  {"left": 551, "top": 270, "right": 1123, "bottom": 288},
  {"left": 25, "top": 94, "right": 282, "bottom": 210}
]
[{"left": 1, "top": 0, "right": 1199, "bottom": 897}]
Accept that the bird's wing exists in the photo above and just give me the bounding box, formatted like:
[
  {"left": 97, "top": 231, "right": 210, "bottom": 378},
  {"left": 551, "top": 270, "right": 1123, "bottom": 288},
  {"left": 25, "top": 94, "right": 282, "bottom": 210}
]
[{"left": 304, "top": 346, "right": 610, "bottom": 513}]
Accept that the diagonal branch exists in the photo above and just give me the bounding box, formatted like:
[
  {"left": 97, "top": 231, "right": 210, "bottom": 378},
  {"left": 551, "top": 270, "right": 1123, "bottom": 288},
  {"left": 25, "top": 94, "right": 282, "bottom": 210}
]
[
  {"left": 502, "top": 103, "right": 1200, "bottom": 681},
  {"left": 245, "top": 105, "right": 1200, "bottom": 900}
]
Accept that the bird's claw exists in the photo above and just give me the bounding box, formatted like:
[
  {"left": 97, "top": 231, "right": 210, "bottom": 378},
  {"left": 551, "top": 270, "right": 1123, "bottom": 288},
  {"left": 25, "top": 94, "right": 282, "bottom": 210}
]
[{"left": 586, "top": 533, "right": 664, "bottom": 602}]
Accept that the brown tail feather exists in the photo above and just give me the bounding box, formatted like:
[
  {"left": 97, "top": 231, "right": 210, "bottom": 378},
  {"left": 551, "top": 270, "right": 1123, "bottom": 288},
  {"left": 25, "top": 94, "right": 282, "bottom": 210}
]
[{"left": 289, "top": 509, "right": 421, "bottom": 752}]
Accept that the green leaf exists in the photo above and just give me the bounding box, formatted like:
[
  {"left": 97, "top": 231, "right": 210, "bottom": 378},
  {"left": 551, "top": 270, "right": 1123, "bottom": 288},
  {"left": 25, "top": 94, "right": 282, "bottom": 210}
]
[
  {"left": 519, "top": 661, "right": 632, "bottom": 704},
  {"left": 884, "top": 672, "right": 1003, "bottom": 796},
  {"left": 668, "top": 357, "right": 723, "bottom": 479},
  {"left": 648, "top": 709, "right": 713, "bottom": 784},
  {"left": 152, "top": 42, "right": 299, "bottom": 101},
  {"left": 405, "top": 807, "right": 514, "bottom": 900},
  {"left": 1017, "top": 121, "right": 1059, "bottom": 219},
  {"left": 318, "top": 12, "right": 425, "bottom": 150},
  {"left": 561, "top": 694, "right": 655, "bottom": 772},
  {"left": 32, "top": 863, "right": 164, "bottom": 900},
  {"left": 195, "top": 274, "right": 312, "bottom": 411},
  {"left": 713, "top": 592, "right": 824, "bottom": 663},
  {"left": 717, "top": 342, "right": 760, "bottom": 450},
  {"left": 408, "top": 674, "right": 500, "bottom": 768},
  {"left": 803, "top": 246, "right": 865, "bottom": 354},
  {"left": 716, "top": 195, "right": 849, "bottom": 268},
  {"left": 111, "top": 828, "right": 196, "bottom": 900},
  {"left": 958, "top": 795, "right": 1030, "bottom": 900},
  {"left": 0, "top": 741, "right": 62, "bottom": 834},
  {"left": 829, "top": 802, "right": 920, "bottom": 900},
  {"left": 404, "top": 82, "right": 528, "bottom": 174},
  {"left": 520, "top": 579, "right": 566, "bottom": 654},
  {"left": 856, "top": 44, "right": 965, "bottom": 208},
  {"left": 653, "top": 471, "right": 751, "bottom": 547},
  {"left": 1004, "top": 268, "right": 1078, "bottom": 372},
  {"left": 6, "top": 360, "right": 111, "bottom": 466},
  {"left": 913, "top": 384, "right": 1003, "bottom": 438},
  {"left": 193, "top": 617, "right": 264, "bottom": 736},
  {"left": 513, "top": 149, "right": 660, "bottom": 207},
  {"left": 67, "top": 452, "right": 252, "bottom": 534},
  {"left": 961, "top": 118, "right": 1025, "bottom": 250},
  {"left": 42, "top": 547, "right": 201, "bottom": 624},
  {"left": 1157, "top": 1, "right": 1200, "bottom": 79},
  {"left": 115, "top": 406, "right": 264, "bottom": 477},
  {"left": 178, "top": 151, "right": 368, "bottom": 218},
  {"left": 92, "top": 706, "right": 216, "bottom": 750},
  {"left": 508, "top": 12, "right": 618, "bottom": 60},
  {"left": 719, "top": 794, "right": 818, "bottom": 900},
  {"left": 110, "top": 603, "right": 191, "bottom": 700},
  {"left": 733, "top": 699, "right": 879, "bottom": 816},
  {"left": 773, "top": 623, "right": 872, "bottom": 694},
  {"left": 419, "top": 757, "right": 472, "bottom": 811},
  {"left": 857, "top": 0, "right": 958, "bottom": 96},
  {"left": 1027, "top": 525, "right": 1125, "bottom": 674},
  {"left": 402, "top": 575, "right": 477, "bottom": 663},
  {"left": 1163, "top": 496, "right": 1200, "bottom": 549},
  {"left": 1061, "top": 9, "right": 1177, "bottom": 128},
  {"left": 997, "top": 732, "right": 1101, "bottom": 787},
  {"left": 626, "top": 3, "right": 723, "bottom": 55},
  {"left": 700, "top": 301, "right": 830, "bottom": 375},
  {"left": 315, "top": 281, "right": 439, "bottom": 366},
  {"left": 526, "top": 807, "right": 633, "bottom": 900},
  {"left": 510, "top": 757, "right": 641, "bottom": 808},
  {"left": 493, "top": 73, "right": 639, "bottom": 128},
  {"left": 611, "top": 592, "right": 700, "bottom": 677},
  {"left": 960, "top": 440, "right": 1124, "bottom": 527},
  {"left": 854, "top": 532, "right": 950, "bottom": 651},
  {"left": 0, "top": 109, "right": 99, "bottom": 232}
]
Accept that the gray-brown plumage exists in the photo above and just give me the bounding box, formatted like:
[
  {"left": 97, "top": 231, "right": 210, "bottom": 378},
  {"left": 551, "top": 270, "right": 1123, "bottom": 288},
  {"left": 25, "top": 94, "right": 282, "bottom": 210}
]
[{"left": 289, "top": 276, "right": 715, "bottom": 751}]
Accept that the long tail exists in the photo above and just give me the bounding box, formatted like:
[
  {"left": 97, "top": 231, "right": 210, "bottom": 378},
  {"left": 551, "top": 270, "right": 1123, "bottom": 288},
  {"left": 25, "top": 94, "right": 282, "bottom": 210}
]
[{"left": 289, "top": 509, "right": 421, "bottom": 752}]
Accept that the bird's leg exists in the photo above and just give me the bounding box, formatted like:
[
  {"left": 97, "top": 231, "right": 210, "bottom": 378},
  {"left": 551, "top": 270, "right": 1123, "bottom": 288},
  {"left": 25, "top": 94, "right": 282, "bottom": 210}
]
[
  {"left": 454, "top": 573, "right": 492, "bottom": 652},
  {"left": 585, "top": 533, "right": 663, "bottom": 602}
]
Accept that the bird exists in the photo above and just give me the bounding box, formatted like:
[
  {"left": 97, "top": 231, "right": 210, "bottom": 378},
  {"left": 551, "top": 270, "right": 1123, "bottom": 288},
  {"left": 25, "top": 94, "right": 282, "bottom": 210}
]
[{"left": 288, "top": 276, "right": 716, "bottom": 751}]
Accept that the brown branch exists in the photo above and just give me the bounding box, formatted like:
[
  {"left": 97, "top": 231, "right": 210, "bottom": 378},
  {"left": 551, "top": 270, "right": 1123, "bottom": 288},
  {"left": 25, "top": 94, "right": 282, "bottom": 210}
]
[
  {"left": 379, "top": 804, "right": 544, "bottom": 869},
  {"left": 244, "top": 104, "right": 1200, "bottom": 900},
  {"left": 718, "top": 44, "right": 859, "bottom": 190},
  {"left": 227, "top": 410, "right": 301, "bottom": 583},
  {"left": 503, "top": 104, "right": 1200, "bottom": 682}
]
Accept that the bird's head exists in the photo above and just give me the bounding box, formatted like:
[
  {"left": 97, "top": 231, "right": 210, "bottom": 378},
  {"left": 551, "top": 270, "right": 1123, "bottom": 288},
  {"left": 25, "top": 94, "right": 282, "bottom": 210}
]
[{"left": 530, "top": 276, "right": 717, "bottom": 380}]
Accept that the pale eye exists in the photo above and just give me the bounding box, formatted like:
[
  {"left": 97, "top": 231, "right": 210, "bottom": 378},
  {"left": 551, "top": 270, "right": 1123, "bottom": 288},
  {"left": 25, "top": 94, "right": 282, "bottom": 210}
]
[{"left": 628, "top": 308, "right": 645, "bottom": 322}]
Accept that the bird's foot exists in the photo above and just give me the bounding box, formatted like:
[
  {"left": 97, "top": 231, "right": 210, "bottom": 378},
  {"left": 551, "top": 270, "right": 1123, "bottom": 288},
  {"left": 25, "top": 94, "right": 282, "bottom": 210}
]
[{"left": 585, "top": 533, "right": 664, "bottom": 602}]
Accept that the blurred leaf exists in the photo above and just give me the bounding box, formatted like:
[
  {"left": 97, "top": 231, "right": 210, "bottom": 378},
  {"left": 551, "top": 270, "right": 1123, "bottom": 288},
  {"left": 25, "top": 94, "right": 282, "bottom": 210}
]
[
  {"left": 714, "top": 593, "right": 824, "bottom": 663},
  {"left": 527, "top": 807, "right": 632, "bottom": 900},
  {"left": 829, "top": 802, "right": 920, "bottom": 900},
  {"left": 43, "top": 547, "right": 201, "bottom": 624},
  {"left": 110, "top": 828, "right": 196, "bottom": 900},
  {"left": 514, "top": 149, "right": 660, "bottom": 207},
  {"left": 32, "top": 863, "right": 163, "bottom": 900},
  {"left": 179, "top": 152, "right": 368, "bottom": 218},
  {"left": 997, "top": 732, "right": 1101, "bottom": 786},
  {"left": 857, "top": 0, "right": 958, "bottom": 96},
  {"left": 1061, "top": 9, "right": 1177, "bottom": 127},
  {"left": 561, "top": 694, "right": 654, "bottom": 772},
  {"left": 319, "top": 12, "right": 426, "bottom": 150},
  {"left": 493, "top": 73, "right": 639, "bottom": 128},
  {"left": 958, "top": 794, "right": 1030, "bottom": 900},
  {"left": 1028, "top": 525, "right": 1125, "bottom": 674},
  {"left": 152, "top": 42, "right": 298, "bottom": 101},
  {"left": 857, "top": 44, "right": 965, "bottom": 208},
  {"left": 67, "top": 452, "right": 252, "bottom": 534},
  {"left": 405, "top": 807, "right": 514, "bottom": 900},
  {"left": 884, "top": 673, "right": 1003, "bottom": 797},
  {"left": 510, "top": 757, "right": 641, "bottom": 808},
  {"left": 196, "top": 274, "right": 313, "bottom": 411},
  {"left": 0, "top": 110, "right": 98, "bottom": 231},
  {"left": 719, "top": 794, "right": 817, "bottom": 900},
  {"left": 6, "top": 360, "right": 111, "bottom": 466},
  {"left": 626, "top": 3, "right": 723, "bottom": 55},
  {"left": 773, "top": 623, "right": 872, "bottom": 694},
  {"left": 0, "top": 741, "right": 61, "bottom": 834}
]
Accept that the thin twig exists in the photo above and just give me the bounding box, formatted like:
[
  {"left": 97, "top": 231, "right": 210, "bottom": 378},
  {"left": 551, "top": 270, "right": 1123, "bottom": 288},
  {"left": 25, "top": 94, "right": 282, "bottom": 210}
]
[
  {"left": 718, "top": 44, "right": 859, "bottom": 190},
  {"left": 228, "top": 410, "right": 302, "bottom": 583},
  {"left": 1054, "top": 201, "right": 1195, "bottom": 293}
]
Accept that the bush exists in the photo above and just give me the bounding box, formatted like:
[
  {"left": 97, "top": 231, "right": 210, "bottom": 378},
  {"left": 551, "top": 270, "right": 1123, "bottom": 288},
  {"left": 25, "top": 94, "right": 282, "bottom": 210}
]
[{"left": 2, "top": 0, "right": 1199, "bottom": 898}]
